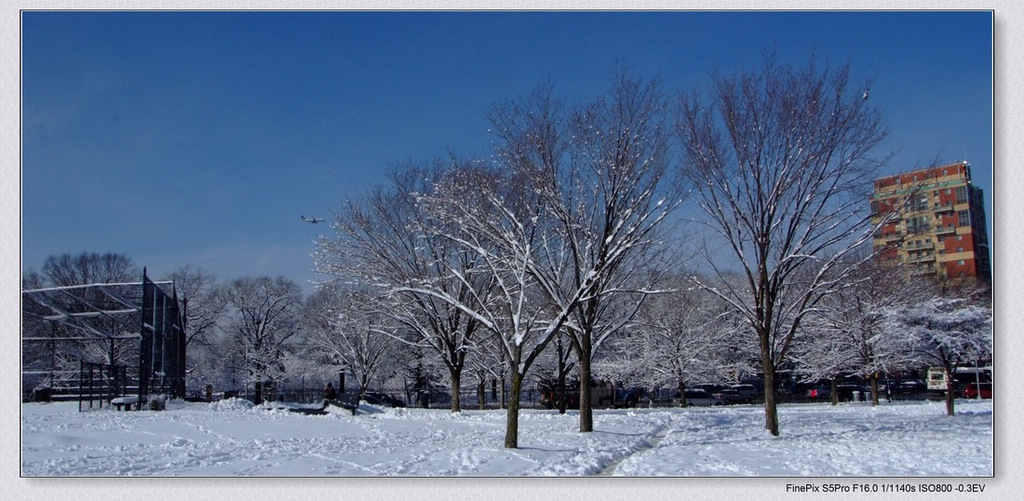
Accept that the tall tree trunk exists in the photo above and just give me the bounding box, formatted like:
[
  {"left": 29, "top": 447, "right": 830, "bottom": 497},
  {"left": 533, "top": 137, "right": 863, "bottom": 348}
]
[
  {"left": 557, "top": 367, "right": 567, "bottom": 414},
  {"left": 944, "top": 367, "right": 956, "bottom": 416},
  {"left": 577, "top": 334, "right": 594, "bottom": 432},
  {"left": 449, "top": 367, "right": 462, "bottom": 412},
  {"left": 359, "top": 374, "right": 370, "bottom": 399},
  {"left": 677, "top": 379, "right": 687, "bottom": 408},
  {"left": 760, "top": 332, "right": 780, "bottom": 436},
  {"left": 555, "top": 333, "right": 571, "bottom": 414},
  {"left": 504, "top": 372, "right": 525, "bottom": 448},
  {"left": 477, "top": 379, "right": 485, "bottom": 410}
]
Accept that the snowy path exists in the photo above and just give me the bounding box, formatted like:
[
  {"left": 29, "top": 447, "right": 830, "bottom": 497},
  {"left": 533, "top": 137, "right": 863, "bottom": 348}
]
[
  {"left": 21, "top": 399, "right": 992, "bottom": 477},
  {"left": 596, "top": 418, "right": 672, "bottom": 476}
]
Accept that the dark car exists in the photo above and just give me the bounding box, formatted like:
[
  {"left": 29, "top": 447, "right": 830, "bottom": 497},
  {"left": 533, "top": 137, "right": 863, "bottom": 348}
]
[
  {"left": 683, "top": 389, "right": 724, "bottom": 406},
  {"left": 715, "top": 388, "right": 749, "bottom": 405},
  {"left": 897, "top": 380, "right": 927, "bottom": 393},
  {"left": 363, "top": 392, "right": 406, "bottom": 407},
  {"left": 963, "top": 382, "right": 992, "bottom": 399}
]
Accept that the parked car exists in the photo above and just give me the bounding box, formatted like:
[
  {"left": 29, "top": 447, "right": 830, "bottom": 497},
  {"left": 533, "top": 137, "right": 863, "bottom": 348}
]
[
  {"left": 730, "top": 384, "right": 758, "bottom": 400},
  {"left": 683, "top": 389, "right": 725, "bottom": 406},
  {"left": 715, "top": 388, "right": 749, "bottom": 405},
  {"left": 897, "top": 380, "right": 926, "bottom": 393},
  {"left": 963, "top": 382, "right": 992, "bottom": 399},
  {"left": 698, "top": 383, "right": 727, "bottom": 393},
  {"left": 363, "top": 392, "right": 406, "bottom": 407}
]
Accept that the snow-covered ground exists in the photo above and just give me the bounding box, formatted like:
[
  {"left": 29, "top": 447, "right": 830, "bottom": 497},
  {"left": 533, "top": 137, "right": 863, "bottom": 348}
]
[{"left": 21, "top": 398, "right": 991, "bottom": 478}]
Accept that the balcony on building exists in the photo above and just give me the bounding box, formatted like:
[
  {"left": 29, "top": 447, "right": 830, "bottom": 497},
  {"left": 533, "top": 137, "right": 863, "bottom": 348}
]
[
  {"left": 873, "top": 230, "right": 904, "bottom": 242},
  {"left": 907, "top": 252, "right": 936, "bottom": 264},
  {"left": 905, "top": 240, "right": 935, "bottom": 251}
]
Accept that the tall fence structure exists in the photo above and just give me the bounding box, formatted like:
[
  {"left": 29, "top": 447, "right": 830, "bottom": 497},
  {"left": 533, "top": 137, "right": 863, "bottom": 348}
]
[
  {"left": 22, "top": 269, "right": 186, "bottom": 409},
  {"left": 139, "top": 271, "right": 187, "bottom": 400}
]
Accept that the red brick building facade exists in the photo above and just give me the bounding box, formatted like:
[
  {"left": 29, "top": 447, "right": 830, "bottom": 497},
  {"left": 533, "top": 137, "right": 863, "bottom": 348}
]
[{"left": 871, "top": 162, "right": 991, "bottom": 282}]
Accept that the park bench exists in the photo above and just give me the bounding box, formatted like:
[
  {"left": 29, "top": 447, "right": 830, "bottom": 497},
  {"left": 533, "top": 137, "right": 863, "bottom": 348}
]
[
  {"left": 279, "top": 393, "right": 360, "bottom": 416},
  {"left": 284, "top": 401, "right": 329, "bottom": 415},
  {"left": 110, "top": 395, "right": 139, "bottom": 411},
  {"left": 326, "top": 392, "right": 360, "bottom": 415}
]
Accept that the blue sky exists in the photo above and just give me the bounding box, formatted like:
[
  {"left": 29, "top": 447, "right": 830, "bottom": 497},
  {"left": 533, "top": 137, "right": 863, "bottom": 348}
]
[{"left": 21, "top": 10, "right": 994, "bottom": 291}]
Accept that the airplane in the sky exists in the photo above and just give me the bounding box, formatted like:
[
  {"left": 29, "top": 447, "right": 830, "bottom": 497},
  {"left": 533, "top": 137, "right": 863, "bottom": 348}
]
[{"left": 300, "top": 215, "right": 325, "bottom": 224}]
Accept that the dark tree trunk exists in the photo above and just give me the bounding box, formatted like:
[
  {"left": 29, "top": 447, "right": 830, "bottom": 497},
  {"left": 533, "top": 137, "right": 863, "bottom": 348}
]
[
  {"left": 557, "top": 368, "right": 567, "bottom": 414},
  {"left": 504, "top": 372, "right": 525, "bottom": 448},
  {"left": 554, "top": 333, "right": 572, "bottom": 415},
  {"left": 759, "top": 332, "right": 780, "bottom": 436},
  {"left": 944, "top": 367, "right": 956, "bottom": 416},
  {"left": 449, "top": 367, "right": 462, "bottom": 412},
  {"left": 577, "top": 334, "right": 594, "bottom": 432}
]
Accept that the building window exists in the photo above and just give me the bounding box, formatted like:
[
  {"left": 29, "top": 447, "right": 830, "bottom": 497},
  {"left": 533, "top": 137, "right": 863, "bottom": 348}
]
[
  {"left": 958, "top": 260, "right": 965, "bottom": 266},
  {"left": 956, "top": 186, "right": 968, "bottom": 203},
  {"left": 958, "top": 210, "right": 970, "bottom": 227},
  {"left": 907, "top": 216, "right": 930, "bottom": 234}
]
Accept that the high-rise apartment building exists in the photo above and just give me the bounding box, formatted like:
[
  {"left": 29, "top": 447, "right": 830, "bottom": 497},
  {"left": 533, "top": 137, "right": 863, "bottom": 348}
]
[{"left": 871, "top": 162, "right": 991, "bottom": 282}]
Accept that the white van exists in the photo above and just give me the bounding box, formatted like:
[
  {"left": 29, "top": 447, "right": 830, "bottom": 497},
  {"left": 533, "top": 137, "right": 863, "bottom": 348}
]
[{"left": 927, "top": 366, "right": 992, "bottom": 393}]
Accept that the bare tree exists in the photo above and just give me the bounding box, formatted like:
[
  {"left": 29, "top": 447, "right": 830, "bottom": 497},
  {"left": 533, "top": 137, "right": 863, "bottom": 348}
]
[
  {"left": 41, "top": 252, "right": 139, "bottom": 287},
  {"left": 221, "top": 276, "right": 304, "bottom": 399},
  {"left": 167, "top": 265, "right": 228, "bottom": 394},
  {"left": 467, "top": 332, "right": 512, "bottom": 409},
  {"left": 488, "top": 70, "right": 680, "bottom": 432},
  {"left": 314, "top": 163, "right": 490, "bottom": 412},
  {"left": 304, "top": 285, "right": 399, "bottom": 398},
  {"left": 411, "top": 161, "right": 587, "bottom": 448},
  {"left": 676, "top": 55, "right": 892, "bottom": 435},
  {"left": 22, "top": 270, "right": 45, "bottom": 290},
  {"left": 533, "top": 330, "right": 576, "bottom": 413},
  {"left": 168, "top": 265, "right": 226, "bottom": 349},
  {"left": 599, "top": 275, "right": 741, "bottom": 406}
]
